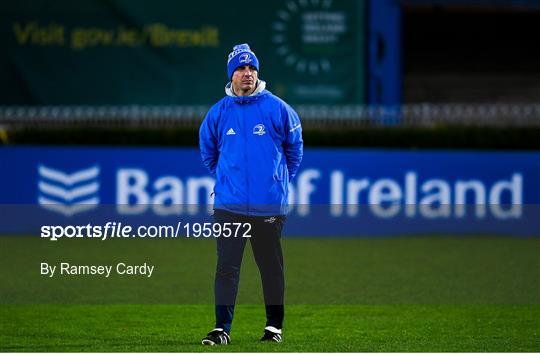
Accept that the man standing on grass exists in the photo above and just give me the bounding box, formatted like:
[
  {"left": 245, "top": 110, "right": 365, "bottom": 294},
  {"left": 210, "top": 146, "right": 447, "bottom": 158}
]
[{"left": 199, "top": 43, "right": 303, "bottom": 345}]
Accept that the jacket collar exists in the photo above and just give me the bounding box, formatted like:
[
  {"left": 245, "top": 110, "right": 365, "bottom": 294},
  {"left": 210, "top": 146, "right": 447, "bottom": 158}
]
[{"left": 225, "top": 80, "right": 267, "bottom": 103}]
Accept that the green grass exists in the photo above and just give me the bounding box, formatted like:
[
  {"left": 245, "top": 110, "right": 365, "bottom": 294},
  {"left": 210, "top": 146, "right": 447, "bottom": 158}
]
[
  {"left": 1, "top": 304, "right": 539, "bottom": 352},
  {"left": 1, "top": 236, "right": 539, "bottom": 351}
]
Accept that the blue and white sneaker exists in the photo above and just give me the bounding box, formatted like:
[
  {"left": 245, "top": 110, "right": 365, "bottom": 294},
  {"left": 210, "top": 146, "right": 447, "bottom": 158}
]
[
  {"left": 260, "top": 326, "right": 282, "bottom": 342},
  {"left": 202, "top": 328, "right": 230, "bottom": 345}
]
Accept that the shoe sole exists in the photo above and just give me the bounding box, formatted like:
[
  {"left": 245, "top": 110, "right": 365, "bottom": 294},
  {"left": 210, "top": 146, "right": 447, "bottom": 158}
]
[{"left": 201, "top": 339, "right": 216, "bottom": 346}]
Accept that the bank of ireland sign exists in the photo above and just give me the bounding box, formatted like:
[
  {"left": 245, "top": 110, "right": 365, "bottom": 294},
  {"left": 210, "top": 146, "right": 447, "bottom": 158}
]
[
  {"left": 0, "top": 147, "right": 537, "bottom": 236},
  {"left": 37, "top": 165, "right": 100, "bottom": 216}
]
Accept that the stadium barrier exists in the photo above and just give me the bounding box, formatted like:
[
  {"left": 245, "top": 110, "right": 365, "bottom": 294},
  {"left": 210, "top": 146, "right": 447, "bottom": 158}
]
[
  {"left": 1, "top": 146, "right": 539, "bottom": 237},
  {"left": 1, "top": 103, "right": 540, "bottom": 128}
]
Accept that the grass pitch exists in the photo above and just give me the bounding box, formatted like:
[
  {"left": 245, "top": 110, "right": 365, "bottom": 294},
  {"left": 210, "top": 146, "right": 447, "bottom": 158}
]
[
  {"left": 1, "top": 236, "right": 539, "bottom": 351},
  {"left": 2, "top": 304, "right": 539, "bottom": 352}
]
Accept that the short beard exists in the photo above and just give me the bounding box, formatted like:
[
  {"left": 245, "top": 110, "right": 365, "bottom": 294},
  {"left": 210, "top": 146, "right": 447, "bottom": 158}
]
[{"left": 233, "top": 80, "right": 258, "bottom": 96}]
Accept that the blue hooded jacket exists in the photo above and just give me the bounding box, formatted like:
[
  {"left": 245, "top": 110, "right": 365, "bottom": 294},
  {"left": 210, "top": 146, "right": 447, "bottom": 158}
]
[{"left": 199, "top": 80, "right": 303, "bottom": 216}]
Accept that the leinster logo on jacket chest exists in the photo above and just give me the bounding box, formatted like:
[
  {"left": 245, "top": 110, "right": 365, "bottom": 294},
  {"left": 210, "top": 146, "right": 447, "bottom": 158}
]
[{"left": 253, "top": 124, "right": 266, "bottom": 136}]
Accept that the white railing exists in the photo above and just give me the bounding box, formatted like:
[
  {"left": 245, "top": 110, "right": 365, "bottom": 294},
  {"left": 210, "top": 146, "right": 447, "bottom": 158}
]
[{"left": 1, "top": 103, "right": 540, "bottom": 127}]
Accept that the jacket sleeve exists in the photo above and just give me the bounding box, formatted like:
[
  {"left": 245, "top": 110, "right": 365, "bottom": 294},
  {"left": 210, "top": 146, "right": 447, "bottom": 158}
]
[
  {"left": 282, "top": 103, "right": 303, "bottom": 181},
  {"left": 199, "top": 107, "right": 219, "bottom": 177}
]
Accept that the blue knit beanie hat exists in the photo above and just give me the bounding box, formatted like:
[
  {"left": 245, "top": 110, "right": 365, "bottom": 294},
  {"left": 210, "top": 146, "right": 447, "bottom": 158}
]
[{"left": 227, "top": 43, "right": 259, "bottom": 79}]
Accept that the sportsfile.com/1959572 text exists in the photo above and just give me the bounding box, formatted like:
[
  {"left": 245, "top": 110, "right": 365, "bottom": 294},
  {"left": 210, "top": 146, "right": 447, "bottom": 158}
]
[{"left": 40, "top": 221, "right": 252, "bottom": 241}]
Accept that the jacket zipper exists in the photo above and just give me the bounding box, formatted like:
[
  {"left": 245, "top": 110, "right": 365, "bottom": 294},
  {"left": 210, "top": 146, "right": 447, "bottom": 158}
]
[{"left": 242, "top": 102, "right": 250, "bottom": 215}]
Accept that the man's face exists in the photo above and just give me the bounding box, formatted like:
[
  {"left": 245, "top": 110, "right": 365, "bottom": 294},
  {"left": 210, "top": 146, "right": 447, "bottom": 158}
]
[{"left": 231, "top": 65, "right": 258, "bottom": 96}]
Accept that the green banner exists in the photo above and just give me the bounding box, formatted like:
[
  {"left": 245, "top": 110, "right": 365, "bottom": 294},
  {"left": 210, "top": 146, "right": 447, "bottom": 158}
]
[{"left": 1, "top": 0, "right": 366, "bottom": 105}]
